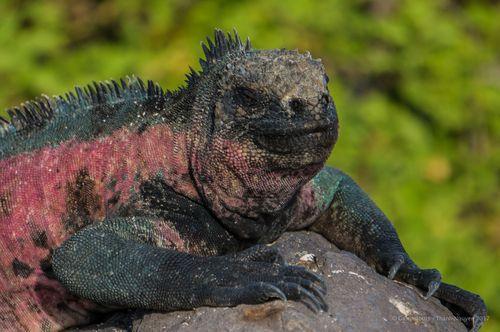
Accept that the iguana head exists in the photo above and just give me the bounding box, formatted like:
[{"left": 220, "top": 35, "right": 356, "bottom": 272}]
[{"left": 189, "top": 29, "right": 338, "bottom": 240}]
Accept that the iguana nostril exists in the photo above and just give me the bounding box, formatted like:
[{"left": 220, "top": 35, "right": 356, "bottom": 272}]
[{"left": 289, "top": 98, "right": 305, "bottom": 114}]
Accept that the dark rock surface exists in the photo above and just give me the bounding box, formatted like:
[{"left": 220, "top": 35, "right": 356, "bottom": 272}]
[{"left": 72, "top": 231, "right": 466, "bottom": 332}]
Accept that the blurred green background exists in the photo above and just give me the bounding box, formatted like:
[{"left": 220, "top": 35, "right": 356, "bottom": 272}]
[{"left": 0, "top": 0, "right": 498, "bottom": 330}]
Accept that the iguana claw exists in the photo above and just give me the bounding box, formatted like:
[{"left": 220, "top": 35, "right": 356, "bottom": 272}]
[
  {"left": 387, "top": 255, "right": 405, "bottom": 280},
  {"left": 425, "top": 280, "right": 440, "bottom": 299}
]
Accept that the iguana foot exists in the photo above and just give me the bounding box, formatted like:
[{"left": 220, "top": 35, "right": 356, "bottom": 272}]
[
  {"left": 200, "top": 245, "right": 328, "bottom": 312},
  {"left": 382, "top": 253, "right": 441, "bottom": 299},
  {"left": 375, "top": 251, "right": 486, "bottom": 331}
]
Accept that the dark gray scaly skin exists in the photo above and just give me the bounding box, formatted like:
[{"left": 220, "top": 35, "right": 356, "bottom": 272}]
[{"left": 0, "top": 29, "right": 486, "bottom": 331}]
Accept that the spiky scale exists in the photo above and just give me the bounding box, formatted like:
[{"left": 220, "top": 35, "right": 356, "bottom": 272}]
[
  {"left": 75, "top": 86, "right": 86, "bottom": 102},
  {"left": 112, "top": 80, "right": 122, "bottom": 97},
  {"left": 233, "top": 29, "right": 243, "bottom": 48},
  {"left": 202, "top": 42, "right": 213, "bottom": 62},
  {"left": 37, "top": 98, "right": 52, "bottom": 118},
  {"left": 0, "top": 115, "right": 9, "bottom": 125},
  {"left": 120, "top": 77, "right": 128, "bottom": 90},
  {"left": 207, "top": 36, "right": 215, "bottom": 52},
  {"left": 147, "top": 80, "right": 155, "bottom": 96},
  {"left": 245, "top": 37, "right": 252, "bottom": 51}
]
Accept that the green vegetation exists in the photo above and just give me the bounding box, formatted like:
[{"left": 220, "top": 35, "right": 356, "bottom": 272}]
[{"left": 0, "top": 0, "right": 498, "bottom": 329}]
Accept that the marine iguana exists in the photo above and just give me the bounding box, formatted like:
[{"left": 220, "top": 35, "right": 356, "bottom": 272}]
[{"left": 0, "top": 29, "right": 486, "bottom": 331}]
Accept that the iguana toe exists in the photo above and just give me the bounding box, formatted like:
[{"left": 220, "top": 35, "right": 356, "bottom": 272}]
[
  {"left": 233, "top": 245, "right": 285, "bottom": 264},
  {"left": 282, "top": 265, "right": 326, "bottom": 291},
  {"left": 435, "top": 282, "right": 487, "bottom": 332},
  {"left": 274, "top": 281, "right": 328, "bottom": 312},
  {"left": 425, "top": 280, "right": 440, "bottom": 299},
  {"left": 387, "top": 254, "right": 405, "bottom": 280}
]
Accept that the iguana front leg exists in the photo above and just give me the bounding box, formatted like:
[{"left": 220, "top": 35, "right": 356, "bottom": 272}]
[
  {"left": 52, "top": 215, "right": 327, "bottom": 313},
  {"left": 290, "top": 167, "right": 487, "bottom": 331}
]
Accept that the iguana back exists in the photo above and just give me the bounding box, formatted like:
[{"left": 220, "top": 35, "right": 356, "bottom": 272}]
[{"left": 0, "top": 78, "right": 201, "bottom": 331}]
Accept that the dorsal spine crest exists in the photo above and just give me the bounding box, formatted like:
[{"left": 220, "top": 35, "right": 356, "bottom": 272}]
[
  {"left": 0, "top": 76, "right": 164, "bottom": 138},
  {"left": 198, "top": 29, "right": 252, "bottom": 71}
]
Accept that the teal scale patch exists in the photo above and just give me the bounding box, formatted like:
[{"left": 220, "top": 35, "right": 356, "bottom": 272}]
[{"left": 311, "top": 167, "right": 343, "bottom": 212}]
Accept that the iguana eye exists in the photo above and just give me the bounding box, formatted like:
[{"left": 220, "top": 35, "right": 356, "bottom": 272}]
[{"left": 233, "top": 87, "right": 259, "bottom": 108}]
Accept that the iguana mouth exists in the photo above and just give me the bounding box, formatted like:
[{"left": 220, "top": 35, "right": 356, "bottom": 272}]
[
  {"left": 253, "top": 122, "right": 337, "bottom": 154},
  {"left": 253, "top": 121, "right": 334, "bottom": 136}
]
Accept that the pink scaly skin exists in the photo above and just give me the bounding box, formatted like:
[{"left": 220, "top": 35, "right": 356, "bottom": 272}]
[{"left": 0, "top": 124, "right": 196, "bottom": 331}]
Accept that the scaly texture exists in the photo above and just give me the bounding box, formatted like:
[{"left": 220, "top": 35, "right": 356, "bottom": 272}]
[{"left": 0, "top": 29, "right": 486, "bottom": 332}]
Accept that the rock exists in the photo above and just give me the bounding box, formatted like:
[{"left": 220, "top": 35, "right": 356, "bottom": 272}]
[{"left": 72, "top": 231, "right": 466, "bottom": 332}]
